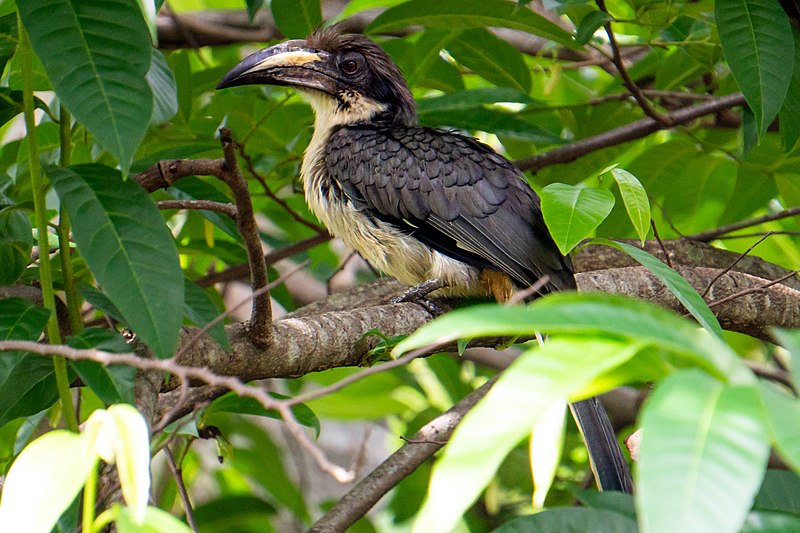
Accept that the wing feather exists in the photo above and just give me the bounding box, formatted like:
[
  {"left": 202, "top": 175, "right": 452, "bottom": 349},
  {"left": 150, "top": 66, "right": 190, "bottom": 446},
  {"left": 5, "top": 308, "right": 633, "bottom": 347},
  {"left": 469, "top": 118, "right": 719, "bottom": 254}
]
[{"left": 325, "top": 124, "right": 575, "bottom": 292}]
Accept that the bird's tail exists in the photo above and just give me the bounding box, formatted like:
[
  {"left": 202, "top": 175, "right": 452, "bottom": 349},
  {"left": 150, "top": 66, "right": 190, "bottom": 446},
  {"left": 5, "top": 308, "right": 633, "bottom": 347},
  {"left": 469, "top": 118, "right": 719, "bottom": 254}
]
[{"left": 569, "top": 397, "right": 634, "bottom": 493}]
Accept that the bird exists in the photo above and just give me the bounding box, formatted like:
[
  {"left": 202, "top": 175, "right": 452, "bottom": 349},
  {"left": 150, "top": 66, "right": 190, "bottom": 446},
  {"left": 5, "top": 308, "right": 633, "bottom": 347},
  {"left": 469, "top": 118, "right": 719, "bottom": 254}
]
[{"left": 217, "top": 25, "right": 633, "bottom": 493}]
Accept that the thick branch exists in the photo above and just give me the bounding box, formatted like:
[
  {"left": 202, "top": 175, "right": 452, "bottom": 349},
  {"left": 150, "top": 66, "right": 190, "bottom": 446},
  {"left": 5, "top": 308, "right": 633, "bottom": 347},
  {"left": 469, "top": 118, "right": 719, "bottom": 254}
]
[
  {"left": 515, "top": 93, "right": 747, "bottom": 172},
  {"left": 218, "top": 128, "right": 272, "bottom": 346}
]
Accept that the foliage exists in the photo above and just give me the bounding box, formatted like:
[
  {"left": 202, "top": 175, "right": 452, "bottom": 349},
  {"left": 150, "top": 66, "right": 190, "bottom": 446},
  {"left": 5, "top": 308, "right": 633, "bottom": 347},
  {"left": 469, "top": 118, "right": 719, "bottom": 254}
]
[{"left": 0, "top": 0, "right": 798, "bottom": 532}]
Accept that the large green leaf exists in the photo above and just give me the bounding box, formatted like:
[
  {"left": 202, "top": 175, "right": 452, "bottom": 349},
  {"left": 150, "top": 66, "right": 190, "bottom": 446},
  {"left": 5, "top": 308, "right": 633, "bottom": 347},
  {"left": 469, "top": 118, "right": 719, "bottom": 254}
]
[
  {"left": 394, "top": 292, "right": 750, "bottom": 383},
  {"left": 780, "top": 29, "right": 800, "bottom": 151},
  {"left": 271, "top": 0, "right": 322, "bottom": 38},
  {"left": 540, "top": 183, "right": 615, "bottom": 255},
  {"left": 412, "top": 337, "right": 638, "bottom": 533},
  {"left": 715, "top": 0, "right": 793, "bottom": 137},
  {"left": 636, "top": 371, "right": 769, "bottom": 533},
  {"left": 18, "top": 0, "right": 153, "bottom": 172},
  {"left": 147, "top": 49, "right": 177, "bottom": 125},
  {"left": 0, "top": 194, "right": 32, "bottom": 285},
  {"left": 754, "top": 470, "right": 800, "bottom": 515},
  {"left": 0, "top": 299, "right": 56, "bottom": 427},
  {"left": 367, "top": 0, "right": 576, "bottom": 48},
  {"left": 495, "top": 507, "right": 637, "bottom": 533},
  {"left": 417, "top": 88, "right": 535, "bottom": 113},
  {"left": 599, "top": 240, "right": 723, "bottom": 339},
  {"left": 419, "top": 107, "right": 560, "bottom": 143},
  {"left": 447, "top": 28, "right": 531, "bottom": 92},
  {"left": 758, "top": 383, "right": 800, "bottom": 471},
  {"left": 48, "top": 164, "right": 183, "bottom": 359},
  {"left": 204, "top": 392, "right": 319, "bottom": 436}
]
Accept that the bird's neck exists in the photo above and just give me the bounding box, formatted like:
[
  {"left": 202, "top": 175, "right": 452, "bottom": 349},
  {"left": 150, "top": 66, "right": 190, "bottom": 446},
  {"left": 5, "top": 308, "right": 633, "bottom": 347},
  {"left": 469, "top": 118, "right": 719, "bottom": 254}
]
[{"left": 301, "top": 91, "right": 388, "bottom": 186}]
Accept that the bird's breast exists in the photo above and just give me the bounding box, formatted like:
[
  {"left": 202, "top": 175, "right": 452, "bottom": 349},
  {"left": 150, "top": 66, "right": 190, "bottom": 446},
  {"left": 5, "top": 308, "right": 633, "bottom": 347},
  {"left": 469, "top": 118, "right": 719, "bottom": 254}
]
[{"left": 301, "top": 139, "right": 483, "bottom": 296}]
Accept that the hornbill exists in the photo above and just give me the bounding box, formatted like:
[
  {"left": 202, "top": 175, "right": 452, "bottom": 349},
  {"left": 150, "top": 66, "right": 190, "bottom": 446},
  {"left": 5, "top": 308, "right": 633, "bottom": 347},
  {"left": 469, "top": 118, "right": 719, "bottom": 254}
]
[{"left": 218, "top": 26, "right": 633, "bottom": 493}]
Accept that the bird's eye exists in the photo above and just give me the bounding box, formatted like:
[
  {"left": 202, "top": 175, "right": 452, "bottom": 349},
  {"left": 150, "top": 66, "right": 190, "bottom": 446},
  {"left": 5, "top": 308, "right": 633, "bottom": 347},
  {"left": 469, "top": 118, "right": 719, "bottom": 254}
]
[{"left": 340, "top": 59, "right": 359, "bottom": 76}]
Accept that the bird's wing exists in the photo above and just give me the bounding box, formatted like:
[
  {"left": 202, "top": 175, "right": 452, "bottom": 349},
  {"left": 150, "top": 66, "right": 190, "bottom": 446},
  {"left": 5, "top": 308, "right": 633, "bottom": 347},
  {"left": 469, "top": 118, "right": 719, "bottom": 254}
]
[{"left": 325, "top": 124, "right": 574, "bottom": 292}]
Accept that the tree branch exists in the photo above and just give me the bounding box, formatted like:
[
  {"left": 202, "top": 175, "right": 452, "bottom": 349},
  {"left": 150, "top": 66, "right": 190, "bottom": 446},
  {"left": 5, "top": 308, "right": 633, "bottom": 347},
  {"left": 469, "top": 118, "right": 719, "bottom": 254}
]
[
  {"left": 218, "top": 128, "right": 272, "bottom": 346},
  {"left": 515, "top": 93, "right": 747, "bottom": 172}
]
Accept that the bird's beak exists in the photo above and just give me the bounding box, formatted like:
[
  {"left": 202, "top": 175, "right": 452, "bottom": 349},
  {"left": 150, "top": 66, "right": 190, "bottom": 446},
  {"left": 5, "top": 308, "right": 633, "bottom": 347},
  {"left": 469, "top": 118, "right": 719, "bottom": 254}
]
[{"left": 216, "top": 40, "right": 335, "bottom": 93}]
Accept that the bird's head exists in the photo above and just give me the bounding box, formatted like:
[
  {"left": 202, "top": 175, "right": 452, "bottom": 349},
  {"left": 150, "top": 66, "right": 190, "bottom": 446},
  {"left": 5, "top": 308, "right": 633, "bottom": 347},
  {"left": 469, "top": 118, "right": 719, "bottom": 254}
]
[{"left": 217, "top": 26, "right": 416, "bottom": 126}]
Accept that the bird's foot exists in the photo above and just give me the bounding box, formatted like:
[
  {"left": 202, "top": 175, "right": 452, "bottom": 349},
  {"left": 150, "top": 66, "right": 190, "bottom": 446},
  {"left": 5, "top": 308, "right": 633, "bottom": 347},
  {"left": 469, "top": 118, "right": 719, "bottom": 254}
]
[{"left": 390, "top": 279, "right": 446, "bottom": 316}]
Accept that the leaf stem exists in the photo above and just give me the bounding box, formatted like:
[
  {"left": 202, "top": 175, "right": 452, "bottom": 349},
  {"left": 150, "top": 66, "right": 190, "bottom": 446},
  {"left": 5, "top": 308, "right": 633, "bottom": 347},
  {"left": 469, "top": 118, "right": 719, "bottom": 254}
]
[
  {"left": 83, "top": 461, "right": 98, "bottom": 531},
  {"left": 18, "top": 17, "right": 79, "bottom": 432}
]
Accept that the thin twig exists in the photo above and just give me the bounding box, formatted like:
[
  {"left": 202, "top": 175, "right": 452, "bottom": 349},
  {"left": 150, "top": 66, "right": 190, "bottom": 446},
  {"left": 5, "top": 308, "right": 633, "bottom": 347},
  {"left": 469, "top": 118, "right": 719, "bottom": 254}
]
[
  {"left": 219, "top": 128, "right": 272, "bottom": 347},
  {"left": 309, "top": 375, "right": 499, "bottom": 532},
  {"left": 163, "top": 446, "right": 199, "bottom": 532},
  {"left": 236, "top": 142, "right": 325, "bottom": 233},
  {"left": 195, "top": 232, "right": 331, "bottom": 287},
  {"left": 327, "top": 251, "right": 358, "bottom": 295},
  {"left": 596, "top": 0, "right": 672, "bottom": 126},
  {"left": 507, "top": 275, "right": 550, "bottom": 305},
  {"left": 687, "top": 207, "right": 800, "bottom": 242},
  {"left": 650, "top": 219, "right": 672, "bottom": 268},
  {"left": 156, "top": 199, "right": 237, "bottom": 219},
  {"left": 515, "top": 93, "right": 746, "bottom": 172},
  {"left": 701, "top": 233, "right": 771, "bottom": 297},
  {"left": 705, "top": 270, "right": 800, "bottom": 309},
  {"left": 714, "top": 231, "right": 800, "bottom": 239}
]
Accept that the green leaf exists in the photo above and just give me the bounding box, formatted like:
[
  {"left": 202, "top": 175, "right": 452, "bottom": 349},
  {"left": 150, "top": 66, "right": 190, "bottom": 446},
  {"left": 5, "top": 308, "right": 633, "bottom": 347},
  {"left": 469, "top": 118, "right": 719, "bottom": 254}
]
[
  {"left": 393, "top": 292, "right": 749, "bottom": 383},
  {"left": 780, "top": 29, "right": 800, "bottom": 151},
  {"left": 0, "top": 194, "right": 32, "bottom": 285},
  {"left": 183, "top": 278, "right": 230, "bottom": 350},
  {"left": 754, "top": 470, "right": 800, "bottom": 515},
  {"left": 394, "top": 29, "right": 460, "bottom": 87},
  {"left": 0, "top": 298, "right": 57, "bottom": 427},
  {"left": 168, "top": 177, "right": 239, "bottom": 240},
  {"left": 18, "top": 0, "right": 154, "bottom": 172},
  {"left": 67, "top": 328, "right": 136, "bottom": 405},
  {"left": 48, "top": 164, "right": 184, "bottom": 359},
  {"left": 271, "top": 0, "right": 322, "bottom": 38},
  {"left": 419, "top": 107, "right": 561, "bottom": 143},
  {"left": 636, "top": 371, "right": 769, "bottom": 533},
  {"left": 715, "top": 0, "right": 793, "bottom": 137},
  {"left": 245, "top": 0, "right": 266, "bottom": 21},
  {"left": 116, "top": 505, "right": 193, "bottom": 533},
  {"left": 204, "top": 392, "right": 320, "bottom": 436},
  {"left": 0, "top": 430, "right": 96, "bottom": 533},
  {"left": 193, "top": 496, "right": 276, "bottom": 531},
  {"left": 412, "top": 337, "right": 638, "bottom": 533},
  {"left": 770, "top": 328, "right": 800, "bottom": 395},
  {"left": 447, "top": 28, "right": 531, "bottom": 92},
  {"left": 540, "top": 183, "right": 615, "bottom": 255},
  {"left": 758, "top": 383, "right": 800, "bottom": 471},
  {"left": 574, "top": 489, "right": 636, "bottom": 519},
  {"left": 609, "top": 168, "right": 650, "bottom": 244},
  {"left": 494, "top": 507, "right": 638, "bottom": 533},
  {"left": 147, "top": 49, "right": 177, "bottom": 125},
  {"left": 575, "top": 10, "right": 611, "bottom": 45},
  {"left": 417, "top": 88, "right": 535, "bottom": 113},
  {"left": 367, "top": 0, "right": 576, "bottom": 48},
  {"left": 741, "top": 511, "right": 800, "bottom": 532},
  {"left": 600, "top": 240, "right": 724, "bottom": 339},
  {"left": 78, "top": 285, "right": 124, "bottom": 323}
]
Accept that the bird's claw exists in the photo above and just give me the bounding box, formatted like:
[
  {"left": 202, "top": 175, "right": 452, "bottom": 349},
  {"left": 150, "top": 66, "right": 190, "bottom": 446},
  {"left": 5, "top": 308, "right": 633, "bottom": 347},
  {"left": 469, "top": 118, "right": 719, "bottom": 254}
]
[{"left": 390, "top": 279, "right": 446, "bottom": 316}]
